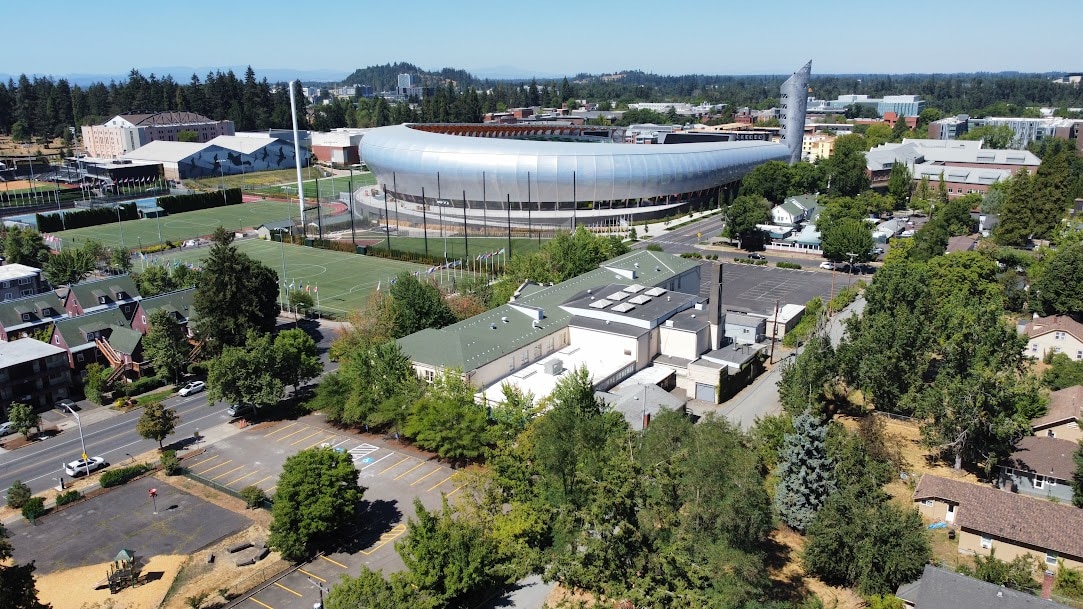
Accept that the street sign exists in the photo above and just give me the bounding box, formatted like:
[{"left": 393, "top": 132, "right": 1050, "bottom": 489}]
[
  {"left": 82, "top": 452, "right": 88, "bottom": 461},
  {"left": 149, "top": 488, "right": 157, "bottom": 497}
]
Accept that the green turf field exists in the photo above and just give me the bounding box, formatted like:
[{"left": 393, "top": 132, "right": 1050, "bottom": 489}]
[
  {"left": 51, "top": 200, "right": 342, "bottom": 250},
  {"left": 362, "top": 233, "right": 547, "bottom": 261},
  {"left": 145, "top": 239, "right": 471, "bottom": 314},
  {"left": 255, "top": 173, "right": 376, "bottom": 198}
]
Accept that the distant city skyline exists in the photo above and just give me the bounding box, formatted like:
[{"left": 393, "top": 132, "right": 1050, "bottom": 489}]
[{"left": 2, "top": 0, "right": 1080, "bottom": 80}]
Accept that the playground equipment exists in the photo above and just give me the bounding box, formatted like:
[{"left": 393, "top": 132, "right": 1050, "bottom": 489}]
[{"left": 98, "top": 548, "right": 141, "bottom": 594}]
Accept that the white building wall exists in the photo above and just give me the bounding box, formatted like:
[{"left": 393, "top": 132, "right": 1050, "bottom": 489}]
[
  {"left": 659, "top": 326, "right": 706, "bottom": 361},
  {"left": 1027, "top": 333, "right": 1083, "bottom": 361}
]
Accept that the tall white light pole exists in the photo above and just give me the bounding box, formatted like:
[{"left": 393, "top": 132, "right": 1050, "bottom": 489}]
[
  {"left": 289, "top": 81, "right": 307, "bottom": 235},
  {"left": 62, "top": 404, "right": 90, "bottom": 477}
]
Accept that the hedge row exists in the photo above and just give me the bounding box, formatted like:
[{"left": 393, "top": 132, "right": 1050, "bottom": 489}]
[
  {"left": 100, "top": 464, "right": 150, "bottom": 488},
  {"left": 37, "top": 202, "right": 137, "bottom": 233},
  {"left": 121, "top": 375, "right": 167, "bottom": 397},
  {"left": 158, "top": 189, "right": 242, "bottom": 214},
  {"left": 55, "top": 490, "right": 82, "bottom": 506},
  {"left": 776, "top": 261, "right": 802, "bottom": 269}
]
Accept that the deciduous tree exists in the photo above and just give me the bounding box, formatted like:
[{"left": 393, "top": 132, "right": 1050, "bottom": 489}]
[
  {"left": 1032, "top": 242, "right": 1083, "bottom": 316},
  {"left": 723, "top": 195, "right": 770, "bottom": 249},
  {"left": 136, "top": 401, "right": 179, "bottom": 449},
  {"left": 820, "top": 217, "right": 874, "bottom": 264},
  {"left": 6, "top": 403, "right": 40, "bottom": 439},
  {"left": 207, "top": 331, "right": 283, "bottom": 408},
  {"left": 404, "top": 371, "right": 488, "bottom": 462},
  {"left": 1, "top": 227, "right": 50, "bottom": 268},
  {"left": 0, "top": 521, "right": 50, "bottom": 609},
  {"left": 273, "top": 328, "right": 322, "bottom": 391},
  {"left": 739, "top": 160, "right": 792, "bottom": 205},
  {"left": 388, "top": 272, "right": 456, "bottom": 338}
]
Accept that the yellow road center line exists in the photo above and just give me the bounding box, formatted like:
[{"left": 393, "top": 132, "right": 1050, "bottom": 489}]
[
  {"left": 319, "top": 555, "right": 348, "bottom": 569},
  {"left": 289, "top": 431, "right": 323, "bottom": 446},
  {"left": 273, "top": 582, "right": 301, "bottom": 597},
  {"left": 196, "top": 460, "right": 233, "bottom": 475},
  {"left": 378, "top": 457, "right": 410, "bottom": 475},
  {"left": 224, "top": 471, "right": 258, "bottom": 487},
  {"left": 410, "top": 468, "right": 443, "bottom": 486},
  {"left": 210, "top": 465, "right": 247, "bottom": 481},
  {"left": 297, "top": 568, "right": 325, "bottom": 582},
  {"left": 392, "top": 462, "right": 424, "bottom": 480},
  {"left": 425, "top": 473, "right": 457, "bottom": 492},
  {"left": 247, "top": 597, "right": 274, "bottom": 609},
  {"left": 263, "top": 422, "right": 300, "bottom": 438}
]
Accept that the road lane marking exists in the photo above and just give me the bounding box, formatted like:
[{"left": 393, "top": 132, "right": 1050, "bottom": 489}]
[
  {"left": 361, "top": 453, "right": 394, "bottom": 470},
  {"left": 263, "top": 422, "right": 300, "bottom": 438},
  {"left": 196, "top": 459, "right": 233, "bottom": 475},
  {"left": 446, "top": 483, "right": 467, "bottom": 497},
  {"left": 273, "top": 582, "right": 301, "bottom": 597},
  {"left": 210, "top": 465, "right": 246, "bottom": 481},
  {"left": 392, "top": 462, "right": 424, "bottom": 480},
  {"left": 378, "top": 457, "right": 409, "bottom": 475},
  {"left": 247, "top": 597, "right": 274, "bottom": 609},
  {"left": 410, "top": 468, "right": 443, "bottom": 486},
  {"left": 289, "top": 431, "right": 323, "bottom": 446},
  {"left": 224, "top": 471, "right": 258, "bottom": 487},
  {"left": 425, "top": 473, "right": 457, "bottom": 492},
  {"left": 319, "top": 555, "right": 348, "bottom": 569},
  {"left": 297, "top": 568, "right": 325, "bottom": 582},
  {"left": 360, "top": 523, "right": 408, "bottom": 556}
]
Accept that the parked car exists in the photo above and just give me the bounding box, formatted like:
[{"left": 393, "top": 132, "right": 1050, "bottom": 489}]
[
  {"left": 0, "top": 421, "right": 13, "bottom": 437},
  {"left": 226, "top": 403, "right": 256, "bottom": 418},
  {"left": 178, "top": 381, "right": 206, "bottom": 397},
  {"left": 64, "top": 456, "right": 107, "bottom": 477},
  {"left": 871, "top": 247, "right": 885, "bottom": 255},
  {"left": 54, "top": 399, "right": 78, "bottom": 414},
  {"left": 819, "top": 261, "right": 836, "bottom": 270},
  {"left": 747, "top": 253, "right": 766, "bottom": 260}
]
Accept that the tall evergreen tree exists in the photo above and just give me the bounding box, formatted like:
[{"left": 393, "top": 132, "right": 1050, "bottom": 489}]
[{"left": 774, "top": 408, "right": 836, "bottom": 531}]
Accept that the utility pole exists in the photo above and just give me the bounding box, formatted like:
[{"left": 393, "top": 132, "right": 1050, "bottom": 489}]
[{"left": 769, "top": 299, "right": 780, "bottom": 364}]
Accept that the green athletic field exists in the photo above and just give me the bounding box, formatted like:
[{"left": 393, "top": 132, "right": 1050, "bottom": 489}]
[
  {"left": 50, "top": 200, "right": 340, "bottom": 250},
  {"left": 145, "top": 239, "right": 471, "bottom": 314},
  {"left": 362, "top": 233, "right": 547, "bottom": 261},
  {"left": 254, "top": 173, "right": 376, "bottom": 199}
]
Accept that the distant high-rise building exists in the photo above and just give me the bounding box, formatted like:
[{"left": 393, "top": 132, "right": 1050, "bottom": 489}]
[
  {"left": 397, "top": 73, "right": 414, "bottom": 95},
  {"left": 780, "top": 60, "right": 812, "bottom": 165}
]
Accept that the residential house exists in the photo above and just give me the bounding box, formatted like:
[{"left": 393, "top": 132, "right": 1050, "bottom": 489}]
[
  {"left": 1033, "top": 386, "right": 1083, "bottom": 441},
  {"left": 131, "top": 288, "right": 196, "bottom": 337},
  {"left": 0, "top": 338, "right": 72, "bottom": 413},
  {"left": 998, "top": 435, "right": 1077, "bottom": 503},
  {"left": 896, "top": 564, "right": 1068, "bottom": 609},
  {"left": 0, "top": 292, "right": 67, "bottom": 342},
  {"left": 0, "top": 263, "right": 49, "bottom": 301},
  {"left": 771, "top": 195, "right": 818, "bottom": 226},
  {"left": 946, "top": 235, "right": 979, "bottom": 253},
  {"left": 62, "top": 275, "right": 141, "bottom": 319},
  {"left": 1023, "top": 315, "right": 1083, "bottom": 362},
  {"left": 50, "top": 308, "right": 143, "bottom": 380},
  {"left": 913, "top": 474, "right": 1083, "bottom": 572}
]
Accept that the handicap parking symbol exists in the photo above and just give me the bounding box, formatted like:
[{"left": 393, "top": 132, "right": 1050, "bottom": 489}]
[{"left": 361, "top": 457, "right": 373, "bottom": 463}]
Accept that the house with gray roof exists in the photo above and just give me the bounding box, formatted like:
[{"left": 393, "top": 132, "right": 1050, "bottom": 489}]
[
  {"left": 131, "top": 288, "right": 196, "bottom": 337},
  {"left": 896, "top": 564, "right": 1069, "bottom": 609},
  {"left": 63, "top": 275, "right": 141, "bottom": 318},
  {"left": 1033, "top": 385, "right": 1083, "bottom": 442},
  {"left": 0, "top": 263, "right": 49, "bottom": 301},
  {"left": 50, "top": 308, "right": 140, "bottom": 377},
  {"left": 771, "top": 194, "right": 819, "bottom": 226},
  {"left": 724, "top": 312, "right": 767, "bottom": 345},
  {"left": 999, "top": 435, "right": 1077, "bottom": 503}
]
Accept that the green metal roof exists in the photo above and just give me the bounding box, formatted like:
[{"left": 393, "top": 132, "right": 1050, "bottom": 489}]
[
  {"left": 68, "top": 275, "right": 141, "bottom": 310},
  {"left": 397, "top": 250, "right": 700, "bottom": 371},
  {"left": 140, "top": 288, "right": 196, "bottom": 323}
]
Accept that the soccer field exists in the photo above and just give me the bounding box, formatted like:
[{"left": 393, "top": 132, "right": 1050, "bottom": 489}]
[
  {"left": 146, "top": 239, "right": 468, "bottom": 314},
  {"left": 51, "top": 200, "right": 340, "bottom": 250}
]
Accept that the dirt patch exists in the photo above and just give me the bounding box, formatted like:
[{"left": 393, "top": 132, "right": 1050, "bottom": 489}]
[
  {"left": 35, "top": 554, "right": 186, "bottom": 609},
  {"left": 769, "top": 528, "right": 866, "bottom": 609}
]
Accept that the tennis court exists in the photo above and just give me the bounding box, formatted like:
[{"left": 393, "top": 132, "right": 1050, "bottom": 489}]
[
  {"left": 50, "top": 200, "right": 342, "bottom": 250},
  {"left": 147, "top": 239, "right": 470, "bottom": 314}
]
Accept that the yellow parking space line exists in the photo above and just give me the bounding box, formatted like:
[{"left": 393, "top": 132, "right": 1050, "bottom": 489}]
[
  {"left": 378, "top": 457, "right": 410, "bottom": 475},
  {"left": 289, "top": 431, "right": 323, "bottom": 446},
  {"left": 446, "top": 483, "right": 467, "bottom": 497},
  {"left": 426, "top": 473, "right": 457, "bottom": 492},
  {"left": 319, "top": 555, "right": 348, "bottom": 569},
  {"left": 210, "top": 465, "right": 247, "bottom": 481},
  {"left": 264, "top": 422, "right": 300, "bottom": 438},
  {"left": 250, "top": 475, "right": 275, "bottom": 488},
  {"left": 276, "top": 426, "right": 312, "bottom": 441},
  {"left": 304, "top": 435, "right": 336, "bottom": 450},
  {"left": 224, "top": 471, "right": 258, "bottom": 487},
  {"left": 392, "top": 462, "right": 424, "bottom": 480},
  {"left": 273, "top": 582, "right": 302, "bottom": 597},
  {"left": 360, "top": 523, "right": 408, "bottom": 556},
  {"left": 196, "top": 460, "right": 233, "bottom": 475},
  {"left": 187, "top": 454, "right": 219, "bottom": 468},
  {"left": 297, "top": 568, "right": 325, "bottom": 582},
  {"left": 410, "top": 468, "right": 443, "bottom": 486},
  {"left": 248, "top": 597, "right": 274, "bottom": 609}
]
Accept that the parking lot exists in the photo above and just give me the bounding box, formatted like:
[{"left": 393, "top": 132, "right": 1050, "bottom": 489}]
[
  {"left": 715, "top": 261, "right": 841, "bottom": 315},
  {"left": 200, "top": 415, "right": 465, "bottom": 609}
]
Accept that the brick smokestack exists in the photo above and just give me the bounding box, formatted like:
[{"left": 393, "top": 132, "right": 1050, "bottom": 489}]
[
  {"left": 1042, "top": 570, "right": 1054, "bottom": 600},
  {"left": 707, "top": 261, "right": 723, "bottom": 348}
]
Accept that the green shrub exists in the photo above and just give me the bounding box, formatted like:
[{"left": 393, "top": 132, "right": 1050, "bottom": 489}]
[
  {"left": 6, "top": 479, "right": 31, "bottom": 508},
  {"left": 645, "top": 244, "right": 664, "bottom": 252},
  {"left": 123, "top": 375, "right": 167, "bottom": 397},
  {"left": 161, "top": 450, "right": 181, "bottom": 476},
  {"left": 21, "top": 496, "right": 46, "bottom": 522},
  {"left": 239, "top": 485, "right": 269, "bottom": 509},
  {"left": 99, "top": 464, "right": 151, "bottom": 488},
  {"left": 157, "top": 189, "right": 241, "bottom": 214},
  {"left": 55, "top": 490, "right": 82, "bottom": 506},
  {"left": 777, "top": 261, "right": 802, "bottom": 269},
  {"left": 187, "top": 362, "right": 208, "bottom": 377},
  {"left": 37, "top": 202, "right": 137, "bottom": 232}
]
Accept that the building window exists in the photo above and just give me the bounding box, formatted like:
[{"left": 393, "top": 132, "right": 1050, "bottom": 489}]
[
  {"left": 509, "top": 357, "right": 516, "bottom": 372},
  {"left": 1034, "top": 475, "right": 1045, "bottom": 489},
  {"left": 1047, "top": 552, "right": 1058, "bottom": 565},
  {"left": 21, "top": 313, "right": 29, "bottom": 321},
  {"left": 1056, "top": 331, "right": 1065, "bottom": 340},
  {"left": 922, "top": 499, "right": 934, "bottom": 507},
  {"left": 76, "top": 353, "right": 84, "bottom": 362},
  {"left": 981, "top": 536, "right": 992, "bottom": 549}
]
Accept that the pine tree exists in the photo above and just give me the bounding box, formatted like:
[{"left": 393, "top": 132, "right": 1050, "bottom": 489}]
[{"left": 774, "top": 408, "right": 836, "bottom": 532}]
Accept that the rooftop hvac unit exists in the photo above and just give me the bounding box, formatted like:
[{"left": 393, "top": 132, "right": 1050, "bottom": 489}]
[{"left": 543, "top": 359, "right": 564, "bottom": 376}]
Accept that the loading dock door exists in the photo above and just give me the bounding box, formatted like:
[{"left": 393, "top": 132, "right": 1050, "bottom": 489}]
[{"left": 695, "top": 383, "right": 716, "bottom": 403}]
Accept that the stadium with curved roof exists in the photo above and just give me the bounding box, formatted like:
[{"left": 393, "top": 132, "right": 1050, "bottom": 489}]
[{"left": 357, "top": 121, "right": 796, "bottom": 230}]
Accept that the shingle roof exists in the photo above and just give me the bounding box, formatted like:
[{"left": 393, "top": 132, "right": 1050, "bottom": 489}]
[
  {"left": 913, "top": 474, "right": 1083, "bottom": 558},
  {"left": 1034, "top": 386, "right": 1083, "bottom": 429},
  {"left": 1023, "top": 314, "right": 1083, "bottom": 342},
  {"left": 397, "top": 251, "right": 700, "bottom": 371},
  {"left": 897, "top": 564, "right": 1071, "bottom": 609},
  {"left": 106, "top": 325, "right": 142, "bottom": 356},
  {"left": 0, "top": 291, "right": 65, "bottom": 331},
  {"left": 139, "top": 288, "right": 195, "bottom": 324},
  {"left": 1006, "top": 436, "right": 1077, "bottom": 480},
  {"left": 68, "top": 275, "right": 140, "bottom": 311},
  {"left": 53, "top": 308, "right": 132, "bottom": 349}
]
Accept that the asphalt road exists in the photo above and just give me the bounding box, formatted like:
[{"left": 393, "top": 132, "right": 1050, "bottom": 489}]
[
  {"left": 0, "top": 393, "right": 231, "bottom": 496},
  {"left": 631, "top": 213, "right": 827, "bottom": 268}
]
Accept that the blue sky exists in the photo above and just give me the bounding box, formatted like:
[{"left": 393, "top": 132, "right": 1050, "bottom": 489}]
[{"left": 3, "top": 0, "right": 1079, "bottom": 79}]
